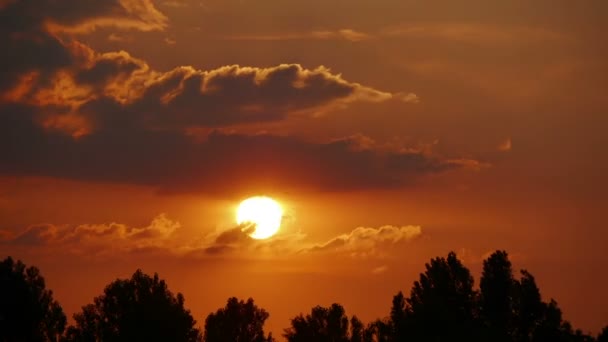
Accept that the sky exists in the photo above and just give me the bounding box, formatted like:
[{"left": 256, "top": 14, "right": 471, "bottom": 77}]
[{"left": 1, "top": 0, "right": 607, "bottom": 336}]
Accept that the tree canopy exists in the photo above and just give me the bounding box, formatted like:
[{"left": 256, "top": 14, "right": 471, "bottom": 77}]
[
  {"left": 64, "top": 269, "right": 201, "bottom": 342},
  {"left": 204, "top": 297, "right": 273, "bottom": 342},
  {"left": 0, "top": 257, "right": 66, "bottom": 342},
  {"left": 405, "top": 251, "right": 479, "bottom": 340},
  {"left": 384, "top": 251, "right": 599, "bottom": 342},
  {"left": 284, "top": 303, "right": 359, "bottom": 342},
  {"left": 2, "top": 251, "right": 605, "bottom": 342}
]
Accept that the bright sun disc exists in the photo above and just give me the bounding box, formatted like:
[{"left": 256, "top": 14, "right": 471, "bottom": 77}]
[{"left": 236, "top": 196, "right": 283, "bottom": 239}]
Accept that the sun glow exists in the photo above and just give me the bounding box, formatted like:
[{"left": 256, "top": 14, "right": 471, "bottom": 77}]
[{"left": 236, "top": 196, "right": 283, "bottom": 239}]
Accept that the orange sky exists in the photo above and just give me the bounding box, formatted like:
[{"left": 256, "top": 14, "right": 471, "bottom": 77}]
[{"left": 1, "top": 0, "right": 607, "bottom": 337}]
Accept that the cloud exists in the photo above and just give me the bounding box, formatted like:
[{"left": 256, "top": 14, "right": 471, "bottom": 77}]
[
  {"left": 202, "top": 224, "right": 255, "bottom": 255},
  {"left": 0, "top": 0, "right": 481, "bottom": 195},
  {"left": 399, "top": 92, "right": 420, "bottom": 104},
  {"left": 306, "top": 225, "right": 422, "bottom": 257},
  {"left": 1, "top": 216, "right": 303, "bottom": 259},
  {"left": 1, "top": 0, "right": 167, "bottom": 34},
  {"left": 82, "top": 62, "right": 395, "bottom": 129},
  {"left": 0, "top": 214, "right": 180, "bottom": 256},
  {"left": 311, "top": 29, "right": 371, "bottom": 42},
  {"left": 446, "top": 158, "right": 492, "bottom": 171},
  {"left": 0, "top": 112, "right": 470, "bottom": 194},
  {"left": 1, "top": 215, "right": 423, "bottom": 261},
  {"left": 11, "top": 224, "right": 60, "bottom": 245},
  {"left": 498, "top": 138, "right": 512, "bottom": 152},
  {"left": 372, "top": 265, "right": 389, "bottom": 274},
  {"left": 195, "top": 223, "right": 307, "bottom": 257},
  {"left": 107, "top": 33, "right": 133, "bottom": 43},
  {"left": 3, "top": 43, "right": 400, "bottom": 133},
  {"left": 0, "top": 1, "right": 388, "bottom": 117},
  {"left": 382, "top": 23, "right": 567, "bottom": 45},
  {"left": 221, "top": 29, "right": 372, "bottom": 42},
  {"left": 161, "top": 0, "right": 189, "bottom": 8},
  {"left": 0, "top": 0, "right": 166, "bottom": 95},
  {"left": 220, "top": 24, "right": 566, "bottom": 46},
  {"left": 43, "top": 0, "right": 168, "bottom": 33}
]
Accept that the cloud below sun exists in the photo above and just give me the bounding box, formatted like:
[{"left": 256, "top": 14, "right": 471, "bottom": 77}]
[{"left": 0, "top": 213, "right": 422, "bottom": 261}]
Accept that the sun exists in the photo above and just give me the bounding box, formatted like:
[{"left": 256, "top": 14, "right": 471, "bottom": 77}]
[{"left": 236, "top": 196, "right": 283, "bottom": 240}]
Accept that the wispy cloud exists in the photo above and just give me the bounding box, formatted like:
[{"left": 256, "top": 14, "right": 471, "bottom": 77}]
[
  {"left": 305, "top": 225, "right": 422, "bottom": 258},
  {"left": 221, "top": 29, "right": 372, "bottom": 42},
  {"left": 382, "top": 23, "right": 568, "bottom": 44},
  {"left": 498, "top": 138, "right": 512, "bottom": 152},
  {"left": 1, "top": 218, "right": 423, "bottom": 261},
  {"left": 1, "top": 214, "right": 181, "bottom": 256},
  {"left": 372, "top": 265, "right": 389, "bottom": 274}
]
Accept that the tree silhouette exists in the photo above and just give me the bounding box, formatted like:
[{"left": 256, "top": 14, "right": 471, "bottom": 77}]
[
  {"left": 64, "top": 269, "right": 201, "bottom": 342},
  {"left": 284, "top": 303, "right": 352, "bottom": 342},
  {"left": 389, "top": 291, "right": 407, "bottom": 341},
  {"left": 363, "top": 318, "right": 391, "bottom": 342},
  {"left": 0, "top": 256, "right": 66, "bottom": 342},
  {"left": 405, "top": 251, "right": 478, "bottom": 341},
  {"left": 479, "top": 250, "right": 517, "bottom": 341},
  {"left": 203, "top": 297, "right": 273, "bottom": 342},
  {"left": 532, "top": 299, "right": 596, "bottom": 342},
  {"left": 2, "top": 251, "right": 604, "bottom": 342},
  {"left": 512, "top": 270, "right": 544, "bottom": 342},
  {"left": 597, "top": 326, "right": 608, "bottom": 342},
  {"left": 349, "top": 316, "right": 364, "bottom": 342}
]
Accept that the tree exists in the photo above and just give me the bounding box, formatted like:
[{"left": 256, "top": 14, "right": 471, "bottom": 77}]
[
  {"left": 479, "top": 250, "right": 516, "bottom": 341},
  {"left": 204, "top": 297, "right": 273, "bottom": 342},
  {"left": 597, "top": 326, "right": 608, "bottom": 342},
  {"left": 532, "top": 299, "right": 571, "bottom": 342},
  {"left": 64, "top": 269, "right": 201, "bottom": 342},
  {"left": 512, "top": 270, "right": 544, "bottom": 342},
  {"left": 363, "top": 319, "right": 392, "bottom": 342},
  {"left": 0, "top": 256, "right": 66, "bottom": 342},
  {"left": 389, "top": 291, "right": 407, "bottom": 341},
  {"left": 283, "top": 303, "right": 351, "bottom": 342},
  {"left": 349, "top": 316, "right": 364, "bottom": 342},
  {"left": 405, "top": 251, "right": 478, "bottom": 341}
]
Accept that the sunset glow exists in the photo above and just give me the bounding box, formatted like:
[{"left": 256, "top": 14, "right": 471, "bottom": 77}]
[{"left": 1, "top": 0, "right": 606, "bottom": 339}]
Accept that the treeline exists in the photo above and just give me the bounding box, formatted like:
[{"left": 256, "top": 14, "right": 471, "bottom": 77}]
[{"left": 1, "top": 252, "right": 606, "bottom": 341}]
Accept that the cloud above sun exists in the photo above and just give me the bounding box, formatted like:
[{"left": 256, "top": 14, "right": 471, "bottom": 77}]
[{"left": 0, "top": 0, "right": 484, "bottom": 196}]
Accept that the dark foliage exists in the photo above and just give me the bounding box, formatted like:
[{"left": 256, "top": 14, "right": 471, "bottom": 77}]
[
  {"left": 405, "top": 251, "right": 479, "bottom": 341},
  {"left": 384, "top": 251, "right": 597, "bottom": 342},
  {"left": 479, "top": 250, "right": 516, "bottom": 341},
  {"left": 64, "top": 269, "right": 201, "bottom": 342},
  {"left": 598, "top": 326, "right": 608, "bottom": 342},
  {"left": 363, "top": 318, "right": 392, "bottom": 342},
  {"left": 0, "top": 257, "right": 66, "bottom": 342},
  {"left": 2, "top": 251, "right": 604, "bottom": 342},
  {"left": 204, "top": 297, "right": 273, "bottom": 342},
  {"left": 284, "top": 303, "right": 352, "bottom": 342}
]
